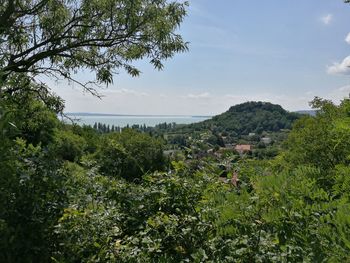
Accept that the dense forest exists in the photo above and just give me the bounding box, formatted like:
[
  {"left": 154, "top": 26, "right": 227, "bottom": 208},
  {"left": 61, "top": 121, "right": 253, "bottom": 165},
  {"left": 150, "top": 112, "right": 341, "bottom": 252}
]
[{"left": 1, "top": 0, "right": 350, "bottom": 262}]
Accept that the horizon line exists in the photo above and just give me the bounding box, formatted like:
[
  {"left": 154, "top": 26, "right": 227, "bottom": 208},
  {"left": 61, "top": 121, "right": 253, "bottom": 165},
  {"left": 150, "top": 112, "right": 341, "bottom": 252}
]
[{"left": 65, "top": 112, "right": 213, "bottom": 118}]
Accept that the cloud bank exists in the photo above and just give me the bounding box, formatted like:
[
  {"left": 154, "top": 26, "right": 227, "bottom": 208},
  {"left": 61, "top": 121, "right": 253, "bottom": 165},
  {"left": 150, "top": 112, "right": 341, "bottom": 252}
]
[
  {"left": 185, "top": 92, "right": 211, "bottom": 99},
  {"left": 327, "top": 56, "right": 350, "bottom": 75}
]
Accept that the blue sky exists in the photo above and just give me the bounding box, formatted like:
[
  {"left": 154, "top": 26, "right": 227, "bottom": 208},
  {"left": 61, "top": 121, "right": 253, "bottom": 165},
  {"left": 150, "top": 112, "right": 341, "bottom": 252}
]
[{"left": 51, "top": 0, "right": 350, "bottom": 115}]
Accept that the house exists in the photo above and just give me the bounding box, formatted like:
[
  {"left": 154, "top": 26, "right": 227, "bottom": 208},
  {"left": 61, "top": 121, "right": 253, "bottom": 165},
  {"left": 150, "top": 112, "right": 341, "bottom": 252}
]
[
  {"left": 261, "top": 137, "right": 272, "bottom": 144},
  {"left": 234, "top": 144, "right": 252, "bottom": 155},
  {"left": 224, "top": 143, "right": 234, "bottom": 149}
]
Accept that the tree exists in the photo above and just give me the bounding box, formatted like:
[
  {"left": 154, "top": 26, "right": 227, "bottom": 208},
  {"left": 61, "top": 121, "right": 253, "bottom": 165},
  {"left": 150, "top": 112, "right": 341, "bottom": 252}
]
[
  {"left": 279, "top": 97, "right": 350, "bottom": 191},
  {"left": 0, "top": 1, "right": 189, "bottom": 260},
  {"left": 52, "top": 129, "right": 87, "bottom": 162},
  {"left": 0, "top": 0, "right": 188, "bottom": 94},
  {"left": 0, "top": 139, "right": 67, "bottom": 262},
  {"left": 96, "top": 129, "right": 166, "bottom": 181},
  {"left": 0, "top": 79, "right": 63, "bottom": 146}
]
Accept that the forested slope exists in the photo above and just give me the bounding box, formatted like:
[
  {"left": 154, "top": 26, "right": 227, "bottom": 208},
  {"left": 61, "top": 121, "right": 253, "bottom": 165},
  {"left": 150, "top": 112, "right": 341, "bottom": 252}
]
[{"left": 186, "top": 101, "right": 301, "bottom": 135}]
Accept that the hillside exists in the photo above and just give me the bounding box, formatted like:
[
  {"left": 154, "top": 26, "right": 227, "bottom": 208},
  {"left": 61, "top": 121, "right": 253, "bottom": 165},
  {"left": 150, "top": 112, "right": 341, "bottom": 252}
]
[{"left": 185, "top": 101, "right": 301, "bottom": 135}]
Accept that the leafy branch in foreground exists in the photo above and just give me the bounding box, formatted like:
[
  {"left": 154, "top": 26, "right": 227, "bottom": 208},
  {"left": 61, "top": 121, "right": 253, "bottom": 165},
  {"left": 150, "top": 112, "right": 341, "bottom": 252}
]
[{"left": 0, "top": 0, "right": 188, "bottom": 93}]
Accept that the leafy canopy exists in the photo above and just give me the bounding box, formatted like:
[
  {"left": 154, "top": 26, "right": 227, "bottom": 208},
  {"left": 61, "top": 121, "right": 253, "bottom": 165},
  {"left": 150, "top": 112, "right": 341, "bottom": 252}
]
[
  {"left": 95, "top": 128, "right": 166, "bottom": 181},
  {"left": 0, "top": 0, "right": 188, "bottom": 92}
]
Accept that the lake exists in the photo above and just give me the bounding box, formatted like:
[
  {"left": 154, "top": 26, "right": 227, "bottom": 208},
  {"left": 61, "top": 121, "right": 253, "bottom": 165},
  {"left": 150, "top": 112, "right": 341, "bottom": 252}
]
[{"left": 63, "top": 114, "right": 211, "bottom": 127}]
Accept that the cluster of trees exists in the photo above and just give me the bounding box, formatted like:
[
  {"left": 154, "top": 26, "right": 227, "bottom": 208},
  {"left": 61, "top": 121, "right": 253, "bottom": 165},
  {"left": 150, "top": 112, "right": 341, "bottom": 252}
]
[
  {"left": 155, "top": 122, "right": 177, "bottom": 130},
  {"left": 187, "top": 101, "right": 301, "bottom": 136},
  {"left": 160, "top": 102, "right": 302, "bottom": 155},
  {"left": 3, "top": 94, "right": 349, "bottom": 262},
  {"left": 92, "top": 122, "right": 122, "bottom": 133},
  {"left": 0, "top": 89, "right": 169, "bottom": 261},
  {"left": 59, "top": 97, "right": 350, "bottom": 262},
  {"left": 95, "top": 129, "right": 166, "bottom": 181},
  {"left": 0, "top": 0, "right": 188, "bottom": 261},
  {"left": 91, "top": 122, "right": 177, "bottom": 135}
]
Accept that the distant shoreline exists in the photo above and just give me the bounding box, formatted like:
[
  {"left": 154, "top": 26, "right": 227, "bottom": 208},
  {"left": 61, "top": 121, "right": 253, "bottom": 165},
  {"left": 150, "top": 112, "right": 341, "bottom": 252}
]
[
  {"left": 62, "top": 113, "right": 211, "bottom": 127},
  {"left": 65, "top": 112, "right": 212, "bottom": 118}
]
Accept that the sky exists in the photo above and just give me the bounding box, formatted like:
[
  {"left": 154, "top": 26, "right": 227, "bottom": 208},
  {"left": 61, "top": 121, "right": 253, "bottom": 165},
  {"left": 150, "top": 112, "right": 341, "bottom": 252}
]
[{"left": 50, "top": 0, "right": 350, "bottom": 115}]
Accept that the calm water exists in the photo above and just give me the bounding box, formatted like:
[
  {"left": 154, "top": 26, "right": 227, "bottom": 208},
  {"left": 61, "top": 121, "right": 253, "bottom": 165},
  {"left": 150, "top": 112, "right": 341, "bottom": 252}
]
[{"left": 64, "top": 115, "right": 210, "bottom": 127}]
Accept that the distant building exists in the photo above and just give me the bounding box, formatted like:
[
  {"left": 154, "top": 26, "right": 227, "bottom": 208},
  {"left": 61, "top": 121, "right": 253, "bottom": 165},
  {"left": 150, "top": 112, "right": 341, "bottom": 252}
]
[
  {"left": 261, "top": 137, "right": 272, "bottom": 144},
  {"left": 224, "top": 143, "right": 234, "bottom": 148},
  {"left": 231, "top": 171, "right": 239, "bottom": 187},
  {"left": 235, "top": 144, "right": 252, "bottom": 155},
  {"left": 207, "top": 149, "right": 214, "bottom": 154}
]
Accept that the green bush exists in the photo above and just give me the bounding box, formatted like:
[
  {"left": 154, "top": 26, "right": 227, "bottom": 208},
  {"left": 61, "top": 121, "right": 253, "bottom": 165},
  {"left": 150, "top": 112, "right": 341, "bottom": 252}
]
[{"left": 95, "top": 129, "right": 166, "bottom": 181}]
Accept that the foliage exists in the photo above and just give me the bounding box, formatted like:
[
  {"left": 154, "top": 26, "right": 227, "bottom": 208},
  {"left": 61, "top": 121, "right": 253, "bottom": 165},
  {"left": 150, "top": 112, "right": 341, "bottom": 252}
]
[
  {"left": 1, "top": 77, "right": 62, "bottom": 146},
  {"left": 95, "top": 129, "right": 166, "bottom": 181},
  {"left": 0, "top": 0, "right": 190, "bottom": 257},
  {"left": 1, "top": 2, "right": 350, "bottom": 258},
  {"left": 0, "top": 0, "right": 188, "bottom": 91},
  {"left": 2, "top": 94, "right": 350, "bottom": 262},
  {"left": 187, "top": 101, "right": 301, "bottom": 136},
  {"left": 0, "top": 139, "right": 66, "bottom": 263},
  {"left": 280, "top": 97, "right": 350, "bottom": 191},
  {"left": 0, "top": 79, "right": 66, "bottom": 262},
  {"left": 51, "top": 129, "right": 87, "bottom": 162},
  {"left": 53, "top": 162, "right": 217, "bottom": 262}
]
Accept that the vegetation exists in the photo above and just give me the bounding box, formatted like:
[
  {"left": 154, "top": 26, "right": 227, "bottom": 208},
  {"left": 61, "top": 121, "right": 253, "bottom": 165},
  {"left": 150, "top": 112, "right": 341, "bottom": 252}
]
[
  {"left": 3, "top": 86, "right": 350, "bottom": 262},
  {"left": 95, "top": 129, "right": 166, "bottom": 181},
  {"left": 1, "top": 1, "right": 350, "bottom": 262},
  {"left": 187, "top": 101, "right": 301, "bottom": 135},
  {"left": 0, "top": 0, "right": 188, "bottom": 90}
]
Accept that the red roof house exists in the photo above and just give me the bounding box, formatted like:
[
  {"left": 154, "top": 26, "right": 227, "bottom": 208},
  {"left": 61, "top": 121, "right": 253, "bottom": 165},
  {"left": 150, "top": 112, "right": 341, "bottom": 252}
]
[{"left": 234, "top": 144, "right": 251, "bottom": 154}]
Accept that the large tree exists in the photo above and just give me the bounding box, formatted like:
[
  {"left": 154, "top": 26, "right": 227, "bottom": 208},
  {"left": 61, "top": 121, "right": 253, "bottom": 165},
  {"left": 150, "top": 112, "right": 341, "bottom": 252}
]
[{"left": 0, "top": 0, "right": 188, "bottom": 93}]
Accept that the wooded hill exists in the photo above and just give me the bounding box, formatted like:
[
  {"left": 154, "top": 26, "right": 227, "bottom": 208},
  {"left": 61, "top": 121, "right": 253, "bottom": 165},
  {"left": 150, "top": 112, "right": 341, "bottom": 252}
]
[{"left": 185, "top": 101, "right": 301, "bottom": 135}]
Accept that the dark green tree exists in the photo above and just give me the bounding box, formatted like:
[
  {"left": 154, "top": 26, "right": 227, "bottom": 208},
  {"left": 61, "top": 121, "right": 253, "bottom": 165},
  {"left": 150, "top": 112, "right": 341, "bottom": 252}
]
[{"left": 96, "top": 129, "right": 166, "bottom": 181}]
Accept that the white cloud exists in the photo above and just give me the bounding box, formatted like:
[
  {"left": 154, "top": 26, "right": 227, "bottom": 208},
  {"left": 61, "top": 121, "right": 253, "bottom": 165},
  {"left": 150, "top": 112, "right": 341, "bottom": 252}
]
[
  {"left": 327, "top": 56, "right": 350, "bottom": 75},
  {"left": 345, "top": 33, "right": 350, "bottom": 44},
  {"left": 109, "top": 88, "right": 149, "bottom": 97},
  {"left": 224, "top": 94, "right": 241, "bottom": 99},
  {"left": 185, "top": 92, "right": 211, "bottom": 99},
  {"left": 321, "top": 14, "right": 333, "bottom": 25}
]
